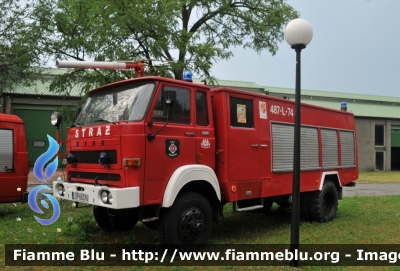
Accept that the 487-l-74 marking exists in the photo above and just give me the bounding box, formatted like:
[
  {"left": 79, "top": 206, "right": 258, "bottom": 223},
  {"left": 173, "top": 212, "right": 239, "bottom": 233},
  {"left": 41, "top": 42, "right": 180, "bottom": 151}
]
[{"left": 270, "top": 105, "right": 294, "bottom": 117}]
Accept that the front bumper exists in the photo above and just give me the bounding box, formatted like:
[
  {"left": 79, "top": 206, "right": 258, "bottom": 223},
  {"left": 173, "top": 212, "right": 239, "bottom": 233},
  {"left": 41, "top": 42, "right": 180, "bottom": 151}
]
[{"left": 53, "top": 181, "right": 140, "bottom": 209}]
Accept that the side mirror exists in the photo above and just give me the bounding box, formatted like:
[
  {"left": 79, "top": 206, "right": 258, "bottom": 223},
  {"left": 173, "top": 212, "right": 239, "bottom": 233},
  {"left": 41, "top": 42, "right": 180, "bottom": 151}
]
[{"left": 162, "top": 90, "right": 176, "bottom": 116}]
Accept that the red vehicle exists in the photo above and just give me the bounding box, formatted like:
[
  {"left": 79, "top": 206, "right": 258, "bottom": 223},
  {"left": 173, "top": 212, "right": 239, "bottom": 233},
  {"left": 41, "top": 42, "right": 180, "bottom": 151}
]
[
  {"left": 52, "top": 60, "right": 358, "bottom": 245},
  {"left": 0, "top": 113, "right": 29, "bottom": 203}
]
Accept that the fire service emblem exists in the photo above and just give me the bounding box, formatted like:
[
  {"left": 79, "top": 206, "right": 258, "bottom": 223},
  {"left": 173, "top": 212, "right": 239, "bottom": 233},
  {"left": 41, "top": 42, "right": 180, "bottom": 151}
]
[{"left": 166, "top": 139, "right": 180, "bottom": 158}]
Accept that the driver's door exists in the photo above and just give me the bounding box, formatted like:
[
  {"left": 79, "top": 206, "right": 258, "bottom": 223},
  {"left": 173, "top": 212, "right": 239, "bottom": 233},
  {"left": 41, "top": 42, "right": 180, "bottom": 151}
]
[{"left": 144, "top": 85, "right": 196, "bottom": 205}]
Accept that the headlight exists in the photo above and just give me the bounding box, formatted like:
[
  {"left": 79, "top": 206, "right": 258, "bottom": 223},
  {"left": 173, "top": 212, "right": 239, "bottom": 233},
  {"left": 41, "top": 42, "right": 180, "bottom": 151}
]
[
  {"left": 66, "top": 153, "right": 75, "bottom": 164},
  {"left": 108, "top": 193, "right": 113, "bottom": 204},
  {"left": 98, "top": 152, "right": 107, "bottom": 165},
  {"left": 101, "top": 191, "right": 108, "bottom": 203},
  {"left": 57, "top": 184, "right": 64, "bottom": 196}
]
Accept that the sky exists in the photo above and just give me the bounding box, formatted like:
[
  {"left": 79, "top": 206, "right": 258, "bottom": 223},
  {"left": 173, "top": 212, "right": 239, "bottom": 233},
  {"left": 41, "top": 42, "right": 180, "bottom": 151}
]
[{"left": 210, "top": 0, "right": 400, "bottom": 97}]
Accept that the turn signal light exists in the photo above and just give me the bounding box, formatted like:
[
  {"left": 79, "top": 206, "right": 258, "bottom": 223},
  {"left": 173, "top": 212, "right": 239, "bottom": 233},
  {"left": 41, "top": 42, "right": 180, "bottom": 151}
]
[
  {"left": 196, "top": 152, "right": 204, "bottom": 164},
  {"left": 123, "top": 158, "right": 141, "bottom": 167}
]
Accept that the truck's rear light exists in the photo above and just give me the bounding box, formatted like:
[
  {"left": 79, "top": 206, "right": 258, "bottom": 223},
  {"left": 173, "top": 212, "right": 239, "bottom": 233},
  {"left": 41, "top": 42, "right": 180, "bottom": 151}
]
[
  {"left": 123, "top": 158, "right": 141, "bottom": 167},
  {"left": 196, "top": 152, "right": 204, "bottom": 164}
]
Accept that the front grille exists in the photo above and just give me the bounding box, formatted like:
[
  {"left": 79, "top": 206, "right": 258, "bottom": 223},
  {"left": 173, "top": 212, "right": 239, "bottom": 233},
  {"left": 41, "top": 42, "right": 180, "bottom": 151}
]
[
  {"left": 69, "top": 171, "right": 120, "bottom": 181},
  {"left": 70, "top": 150, "right": 117, "bottom": 164}
]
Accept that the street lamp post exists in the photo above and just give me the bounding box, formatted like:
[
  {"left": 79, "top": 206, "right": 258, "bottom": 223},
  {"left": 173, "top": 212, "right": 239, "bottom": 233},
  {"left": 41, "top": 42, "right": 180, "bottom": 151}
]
[{"left": 284, "top": 18, "right": 313, "bottom": 268}]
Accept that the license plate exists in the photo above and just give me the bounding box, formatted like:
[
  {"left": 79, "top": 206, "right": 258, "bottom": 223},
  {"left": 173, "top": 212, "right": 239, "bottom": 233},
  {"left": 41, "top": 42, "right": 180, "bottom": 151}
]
[{"left": 72, "top": 192, "right": 89, "bottom": 202}]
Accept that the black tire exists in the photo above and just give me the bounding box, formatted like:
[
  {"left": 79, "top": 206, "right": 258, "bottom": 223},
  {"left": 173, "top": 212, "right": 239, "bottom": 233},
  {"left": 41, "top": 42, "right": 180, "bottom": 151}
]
[
  {"left": 307, "top": 181, "right": 338, "bottom": 222},
  {"left": 159, "top": 192, "right": 213, "bottom": 246},
  {"left": 275, "top": 201, "right": 291, "bottom": 209},
  {"left": 143, "top": 220, "right": 158, "bottom": 230},
  {"left": 93, "top": 206, "right": 112, "bottom": 231},
  {"left": 263, "top": 200, "right": 273, "bottom": 213},
  {"left": 93, "top": 206, "right": 139, "bottom": 231},
  {"left": 112, "top": 208, "right": 139, "bottom": 231}
]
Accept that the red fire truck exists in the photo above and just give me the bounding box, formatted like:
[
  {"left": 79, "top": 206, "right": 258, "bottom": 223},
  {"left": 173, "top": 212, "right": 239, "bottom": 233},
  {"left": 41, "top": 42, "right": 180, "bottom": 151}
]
[
  {"left": 52, "top": 60, "right": 358, "bottom": 246},
  {"left": 0, "top": 113, "right": 29, "bottom": 203}
]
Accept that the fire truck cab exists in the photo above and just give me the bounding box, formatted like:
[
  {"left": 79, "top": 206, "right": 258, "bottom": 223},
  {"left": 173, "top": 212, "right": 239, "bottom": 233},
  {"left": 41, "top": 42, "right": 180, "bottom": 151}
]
[
  {"left": 0, "top": 113, "right": 29, "bottom": 203},
  {"left": 52, "top": 61, "right": 358, "bottom": 246}
]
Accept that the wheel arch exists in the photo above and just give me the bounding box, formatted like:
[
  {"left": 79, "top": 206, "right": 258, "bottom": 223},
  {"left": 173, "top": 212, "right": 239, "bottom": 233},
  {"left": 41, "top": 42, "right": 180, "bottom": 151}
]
[
  {"left": 319, "top": 171, "right": 343, "bottom": 199},
  {"left": 162, "top": 165, "right": 221, "bottom": 208}
]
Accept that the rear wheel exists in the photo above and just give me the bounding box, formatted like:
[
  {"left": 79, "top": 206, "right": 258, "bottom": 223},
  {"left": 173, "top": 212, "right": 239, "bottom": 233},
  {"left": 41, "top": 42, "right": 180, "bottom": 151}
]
[
  {"left": 142, "top": 220, "right": 158, "bottom": 230},
  {"left": 307, "top": 181, "right": 338, "bottom": 222},
  {"left": 93, "top": 206, "right": 139, "bottom": 231},
  {"left": 159, "top": 192, "right": 213, "bottom": 246}
]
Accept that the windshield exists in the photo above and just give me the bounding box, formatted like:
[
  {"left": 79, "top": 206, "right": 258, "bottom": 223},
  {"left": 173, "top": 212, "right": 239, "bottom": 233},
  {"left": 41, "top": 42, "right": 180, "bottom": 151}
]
[{"left": 76, "top": 82, "right": 155, "bottom": 126}]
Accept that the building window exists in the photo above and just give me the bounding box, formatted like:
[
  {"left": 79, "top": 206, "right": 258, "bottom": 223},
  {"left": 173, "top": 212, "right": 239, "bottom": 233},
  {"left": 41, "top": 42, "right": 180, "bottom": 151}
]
[
  {"left": 376, "top": 151, "right": 384, "bottom": 171},
  {"left": 33, "top": 141, "right": 46, "bottom": 147},
  {"left": 375, "top": 125, "right": 384, "bottom": 146}
]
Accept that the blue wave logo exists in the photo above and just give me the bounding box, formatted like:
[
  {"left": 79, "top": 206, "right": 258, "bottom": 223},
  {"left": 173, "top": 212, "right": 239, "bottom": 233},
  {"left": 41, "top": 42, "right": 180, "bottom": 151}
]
[
  {"left": 33, "top": 135, "right": 59, "bottom": 182},
  {"left": 29, "top": 134, "right": 61, "bottom": 226},
  {"left": 28, "top": 185, "right": 60, "bottom": 225}
]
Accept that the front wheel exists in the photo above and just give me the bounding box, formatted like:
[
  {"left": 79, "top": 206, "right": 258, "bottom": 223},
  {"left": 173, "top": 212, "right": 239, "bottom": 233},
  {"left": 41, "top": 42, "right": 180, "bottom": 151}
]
[
  {"left": 159, "top": 192, "right": 213, "bottom": 246},
  {"left": 307, "top": 181, "right": 339, "bottom": 222},
  {"left": 93, "top": 206, "right": 139, "bottom": 231}
]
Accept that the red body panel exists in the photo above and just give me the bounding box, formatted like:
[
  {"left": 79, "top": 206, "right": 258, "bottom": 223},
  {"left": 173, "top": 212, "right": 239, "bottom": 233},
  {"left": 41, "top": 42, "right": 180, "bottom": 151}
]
[
  {"left": 211, "top": 87, "right": 358, "bottom": 202},
  {"left": 0, "top": 114, "right": 29, "bottom": 203}
]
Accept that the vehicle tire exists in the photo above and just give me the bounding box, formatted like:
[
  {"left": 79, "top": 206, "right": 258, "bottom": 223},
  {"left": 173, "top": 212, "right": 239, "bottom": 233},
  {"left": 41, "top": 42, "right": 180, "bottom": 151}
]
[
  {"left": 307, "top": 181, "right": 338, "bottom": 222},
  {"left": 93, "top": 206, "right": 138, "bottom": 231},
  {"left": 275, "top": 201, "right": 290, "bottom": 209},
  {"left": 143, "top": 220, "right": 158, "bottom": 230},
  {"left": 111, "top": 208, "right": 139, "bottom": 231},
  {"left": 263, "top": 200, "right": 273, "bottom": 213},
  {"left": 159, "top": 192, "right": 213, "bottom": 246},
  {"left": 93, "top": 206, "right": 112, "bottom": 231}
]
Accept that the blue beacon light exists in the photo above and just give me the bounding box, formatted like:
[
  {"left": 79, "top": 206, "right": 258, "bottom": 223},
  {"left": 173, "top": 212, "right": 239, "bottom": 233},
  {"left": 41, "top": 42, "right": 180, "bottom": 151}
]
[{"left": 183, "top": 70, "right": 193, "bottom": 82}]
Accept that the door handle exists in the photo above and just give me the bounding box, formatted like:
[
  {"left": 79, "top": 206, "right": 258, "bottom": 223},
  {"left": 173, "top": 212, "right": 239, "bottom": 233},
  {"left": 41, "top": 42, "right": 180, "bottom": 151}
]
[
  {"left": 251, "top": 144, "right": 259, "bottom": 147},
  {"left": 184, "top": 132, "right": 195, "bottom": 137}
]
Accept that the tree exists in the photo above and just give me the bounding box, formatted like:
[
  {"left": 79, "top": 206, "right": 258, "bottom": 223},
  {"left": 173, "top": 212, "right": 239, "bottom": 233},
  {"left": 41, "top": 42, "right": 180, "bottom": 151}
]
[
  {"left": 0, "top": 0, "right": 35, "bottom": 95},
  {"left": 27, "top": 0, "right": 298, "bottom": 95}
]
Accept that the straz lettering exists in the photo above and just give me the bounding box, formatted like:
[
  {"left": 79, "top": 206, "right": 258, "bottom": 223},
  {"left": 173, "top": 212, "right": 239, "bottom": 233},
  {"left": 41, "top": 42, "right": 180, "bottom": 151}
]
[{"left": 75, "top": 126, "right": 111, "bottom": 138}]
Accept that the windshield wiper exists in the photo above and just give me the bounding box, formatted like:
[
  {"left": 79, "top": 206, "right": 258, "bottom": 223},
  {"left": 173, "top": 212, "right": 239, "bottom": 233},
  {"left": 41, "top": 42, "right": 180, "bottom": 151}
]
[{"left": 94, "top": 118, "right": 112, "bottom": 123}]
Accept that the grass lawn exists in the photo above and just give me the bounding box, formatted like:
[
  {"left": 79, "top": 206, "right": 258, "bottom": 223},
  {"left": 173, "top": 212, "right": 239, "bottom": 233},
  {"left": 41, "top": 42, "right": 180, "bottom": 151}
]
[
  {"left": 2, "top": 195, "right": 400, "bottom": 271},
  {"left": 357, "top": 171, "right": 400, "bottom": 183}
]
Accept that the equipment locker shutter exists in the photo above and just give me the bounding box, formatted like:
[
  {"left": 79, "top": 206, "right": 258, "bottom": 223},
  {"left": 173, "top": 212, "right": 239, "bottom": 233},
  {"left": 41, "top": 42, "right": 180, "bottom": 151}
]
[
  {"left": 300, "top": 126, "right": 320, "bottom": 170},
  {"left": 272, "top": 123, "right": 294, "bottom": 172},
  {"left": 0, "top": 129, "right": 13, "bottom": 172},
  {"left": 272, "top": 123, "right": 320, "bottom": 172},
  {"left": 321, "top": 129, "right": 339, "bottom": 169},
  {"left": 340, "top": 130, "right": 355, "bottom": 167}
]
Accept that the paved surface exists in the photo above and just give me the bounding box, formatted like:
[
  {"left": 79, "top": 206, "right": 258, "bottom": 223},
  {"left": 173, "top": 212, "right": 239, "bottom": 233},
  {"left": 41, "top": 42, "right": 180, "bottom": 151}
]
[
  {"left": 342, "top": 183, "right": 400, "bottom": 197},
  {"left": 26, "top": 168, "right": 400, "bottom": 197}
]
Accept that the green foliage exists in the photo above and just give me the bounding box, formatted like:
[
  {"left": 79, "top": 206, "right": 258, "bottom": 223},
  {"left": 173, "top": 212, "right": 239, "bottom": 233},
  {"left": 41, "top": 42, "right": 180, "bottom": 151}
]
[
  {"left": 0, "top": 0, "right": 36, "bottom": 94},
  {"left": 25, "top": 0, "right": 298, "bottom": 95},
  {"left": 64, "top": 213, "right": 99, "bottom": 242}
]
